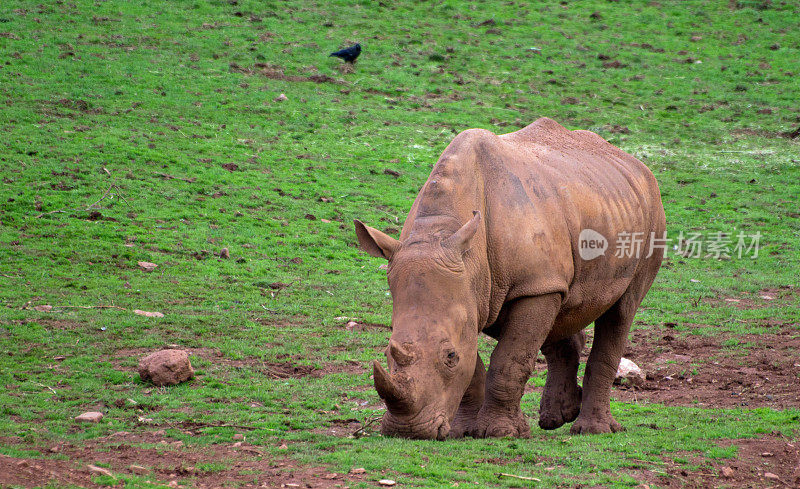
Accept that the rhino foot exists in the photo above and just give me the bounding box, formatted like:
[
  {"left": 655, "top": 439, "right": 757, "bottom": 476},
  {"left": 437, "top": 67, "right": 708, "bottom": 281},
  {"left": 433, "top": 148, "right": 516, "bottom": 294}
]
[
  {"left": 569, "top": 413, "right": 624, "bottom": 434},
  {"left": 469, "top": 408, "right": 531, "bottom": 439},
  {"left": 538, "top": 385, "right": 582, "bottom": 430}
]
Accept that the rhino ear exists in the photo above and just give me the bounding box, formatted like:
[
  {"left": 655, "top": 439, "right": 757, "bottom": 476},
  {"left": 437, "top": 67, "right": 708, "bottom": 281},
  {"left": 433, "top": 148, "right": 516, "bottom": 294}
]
[
  {"left": 354, "top": 220, "right": 401, "bottom": 260},
  {"left": 443, "top": 211, "right": 482, "bottom": 255}
]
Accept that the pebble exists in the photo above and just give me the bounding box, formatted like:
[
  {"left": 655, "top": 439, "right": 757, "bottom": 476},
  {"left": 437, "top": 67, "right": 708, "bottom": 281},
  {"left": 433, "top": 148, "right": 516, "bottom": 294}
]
[
  {"left": 75, "top": 412, "right": 104, "bottom": 423},
  {"left": 87, "top": 465, "right": 114, "bottom": 477}
]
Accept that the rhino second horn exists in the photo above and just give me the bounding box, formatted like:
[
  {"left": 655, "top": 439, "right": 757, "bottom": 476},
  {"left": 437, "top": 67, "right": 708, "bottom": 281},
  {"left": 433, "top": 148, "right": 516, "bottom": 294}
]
[
  {"left": 388, "top": 340, "right": 415, "bottom": 366},
  {"left": 373, "top": 360, "right": 404, "bottom": 402}
]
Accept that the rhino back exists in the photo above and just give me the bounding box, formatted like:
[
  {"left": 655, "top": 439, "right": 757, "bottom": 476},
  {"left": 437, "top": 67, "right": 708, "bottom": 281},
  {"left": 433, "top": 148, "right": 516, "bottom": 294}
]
[{"left": 402, "top": 118, "right": 665, "bottom": 332}]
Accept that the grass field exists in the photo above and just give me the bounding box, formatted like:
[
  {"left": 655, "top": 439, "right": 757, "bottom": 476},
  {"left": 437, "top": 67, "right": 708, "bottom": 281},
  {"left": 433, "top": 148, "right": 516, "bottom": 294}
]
[{"left": 1, "top": 0, "right": 799, "bottom": 487}]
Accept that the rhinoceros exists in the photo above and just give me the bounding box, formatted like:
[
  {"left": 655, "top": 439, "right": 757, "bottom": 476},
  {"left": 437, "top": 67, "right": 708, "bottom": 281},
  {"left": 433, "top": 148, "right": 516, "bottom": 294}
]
[{"left": 354, "top": 117, "right": 665, "bottom": 440}]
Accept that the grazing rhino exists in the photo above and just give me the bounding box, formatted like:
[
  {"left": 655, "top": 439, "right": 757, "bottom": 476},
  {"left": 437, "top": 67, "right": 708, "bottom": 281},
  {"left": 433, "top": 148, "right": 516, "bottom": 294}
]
[{"left": 354, "top": 117, "right": 665, "bottom": 440}]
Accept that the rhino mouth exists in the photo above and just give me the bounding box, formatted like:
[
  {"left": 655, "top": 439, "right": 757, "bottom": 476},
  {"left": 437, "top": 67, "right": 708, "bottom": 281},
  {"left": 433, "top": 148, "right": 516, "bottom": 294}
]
[{"left": 381, "top": 412, "right": 450, "bottom": 441}]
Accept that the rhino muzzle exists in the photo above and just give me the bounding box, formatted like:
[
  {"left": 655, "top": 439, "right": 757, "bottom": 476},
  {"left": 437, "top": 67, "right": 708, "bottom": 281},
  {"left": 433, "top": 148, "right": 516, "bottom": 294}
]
[{"left": 380, "top": 411, "right": 450, "bottom": 441}]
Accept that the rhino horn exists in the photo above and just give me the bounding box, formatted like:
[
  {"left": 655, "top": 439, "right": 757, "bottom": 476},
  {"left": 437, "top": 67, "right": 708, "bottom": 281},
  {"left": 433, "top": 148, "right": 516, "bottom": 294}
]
[
  {"left": 373, "top": 360, "right": 404, "bottom": 403},
  {"left": 443, "top": 210, "right": 481, "bottom": 254},
  {"left": 388, "top": 340, "right": 415, "bottom": 366}
]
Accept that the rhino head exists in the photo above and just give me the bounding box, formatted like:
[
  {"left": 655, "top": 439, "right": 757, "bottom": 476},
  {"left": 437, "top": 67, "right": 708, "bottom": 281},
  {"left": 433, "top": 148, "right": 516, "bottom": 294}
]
[{"left": 354, "top": 212, "right": 482, "bottom": 440}]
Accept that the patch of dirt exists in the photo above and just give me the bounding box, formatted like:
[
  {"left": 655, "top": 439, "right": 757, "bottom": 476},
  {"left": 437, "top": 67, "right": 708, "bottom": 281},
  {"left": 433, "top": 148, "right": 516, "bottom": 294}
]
[
  {"left": 108, "top": 348, "right": 365, "bottom": 379},
  {"left": 731, "top": 127, "right": 798, "bottom": 140},
  {"left": 229, "top": 62, "right": 343, "bottom": 84},
  {"left": 632, "top": 434, "right": 800, "bottom": 488},
  {"left": 609, "top": 323, "right": 800, "bottom": 408},
  {"left": 705, "top": 286, "right": 797, "bottom": 310},
  {"left": 0, "top": 431, "right": 371, "bottom": 488}
]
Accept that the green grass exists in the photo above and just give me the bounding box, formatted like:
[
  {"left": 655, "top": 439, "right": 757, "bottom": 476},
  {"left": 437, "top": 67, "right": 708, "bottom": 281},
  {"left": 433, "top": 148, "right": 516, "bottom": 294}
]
[{"left": 1, "top": 0, "right": 799, "bottom": 487}]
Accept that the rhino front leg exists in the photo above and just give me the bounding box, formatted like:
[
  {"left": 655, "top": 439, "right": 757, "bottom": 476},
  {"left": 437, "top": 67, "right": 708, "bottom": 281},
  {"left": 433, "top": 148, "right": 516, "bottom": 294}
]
[
  {"left": 448, "top": 353, "right": 485, "bottom": 438},
  {"left": 470, "top": 294, "right": 561, "bottom": 439},
  {"left": 538, "top": 331, "right": 585, "bottom": 430}
]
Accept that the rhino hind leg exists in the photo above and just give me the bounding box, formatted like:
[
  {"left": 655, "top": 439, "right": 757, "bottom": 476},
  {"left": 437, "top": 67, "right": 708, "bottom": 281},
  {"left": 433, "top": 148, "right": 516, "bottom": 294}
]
[
  {"left": 448, "top": 353, "right": 486, "bottom": 438},
  {"left": 470, "top": 294, "right": 562, "bottom": 439},
  {"left": 571, "top": 262, "right": 659, "bottom": 435},
  {"left": 538, "top": 331, "right": 585, "bottom": 430}
]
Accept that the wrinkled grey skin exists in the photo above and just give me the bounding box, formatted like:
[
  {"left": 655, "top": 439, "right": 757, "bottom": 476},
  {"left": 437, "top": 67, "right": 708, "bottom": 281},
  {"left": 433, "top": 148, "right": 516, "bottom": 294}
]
[{"left": 355, "top": 118, "right": 665, "bottom": 439}]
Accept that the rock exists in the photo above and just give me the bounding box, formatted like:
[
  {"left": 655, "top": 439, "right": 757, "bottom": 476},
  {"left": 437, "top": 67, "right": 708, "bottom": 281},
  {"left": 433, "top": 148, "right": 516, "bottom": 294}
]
[
  {"left": 75, "top": 412, "right": 104, "bottom": 423},
  {"left": 34, "top": 305, "right": 53, "bottom": 312},
  {"left": 233, "top": 433, "right": 244, "bottom": 441},
  {"left": 134, "top": 310, "right": 165, "bottom": 318},
  {"left": 138, "top": 350, "right": 194, "bottom": 386},
  {"left": 274, "top": 93, "right": 288, "bottom": 102},
  {"left": 87, "top": 465, "right": 114, "bottom": 477},
  {"left": 378, "top": 480, "right": 396, "bottom": 487},
  {"left": 129, "top": 465, "right": 149, "bottom": 475},
  {"left": 350, "top": 467, "right": 366, "bottom": 474},
  {"left": 137, "top": 261, "right": 157, "bottom": 272},
  {"left": 720, "top": 466, "right": 734, "bottom": 478},
  {"left": 764, "top": 472, "right": 779, "bottom": 481},
  {"left": 615, "top": 358, "right": 645, "bottom": 385},
  {"left": 220, "top": 247, "right": 230, "bottom": 259},
  {"left": 345, "top": 321, "right": 358, "bottom": 331}
]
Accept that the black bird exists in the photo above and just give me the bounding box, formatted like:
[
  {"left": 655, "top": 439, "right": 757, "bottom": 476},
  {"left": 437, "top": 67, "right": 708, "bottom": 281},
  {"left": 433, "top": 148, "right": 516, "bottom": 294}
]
[{"left": 329, "top": 43, "right": 361, "bottom": 64}]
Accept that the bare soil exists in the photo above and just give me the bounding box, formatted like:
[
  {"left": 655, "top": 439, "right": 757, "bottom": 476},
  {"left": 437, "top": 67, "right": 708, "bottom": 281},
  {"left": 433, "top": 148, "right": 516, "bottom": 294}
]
[
  {"left": 632, "top": 434, "right": 800, "bottom": 488},
  {"left": 0, "top": 432, "right": 371, "bottom": 488},
  {"left": 611, "top": 322, "right": 800, "bottom": 409}
]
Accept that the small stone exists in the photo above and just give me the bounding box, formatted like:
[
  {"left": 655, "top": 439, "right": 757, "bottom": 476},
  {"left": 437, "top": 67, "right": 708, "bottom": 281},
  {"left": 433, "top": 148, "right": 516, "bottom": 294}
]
[
  {"left": 171, "top": 441, "right": 184, "bottom": 448},
  {"left": 34, "top": 305, "right": 53, "bottom": 312},
  {"left": 134, "top": 310, "right": 165, "bottom": 318},
  {"left": 615, "top": 358, "right": 645, "bottom": 385},
  {"left": 720, "top": 466, "right": 734, "bottom": 478},
  {"left": 138, "top": 350, "right": 194, "bottom": 386},
  {"left": 274, "top": 93, "right": 288, "bottom": 102},
  {"left": 350, "top": 468, "right": 366, "bottom": 474},
  {"left": 220, "top": 248, "right": 230, "bottom": 259},
  {"left": 233, "top": 433, "right": 244, "bottom": 441},
  {"left": 168, "top": 481, "right": 179, "bottom": 488},
  {"left": 87, "top": 465, "right": 114, "bottom": 477},
  {"left": 137, "top": 261, "right": 157, "bottom": 272},
  {"left": 323, "top": 473, "right": 338, "bottom": 479},
  {"left": 277, "top": 443, "right": 288, "bottom": 450},
  {"left": 345, "top": 321, "right": 358, "bottom": 331},
  {"left": 378, "top": 480, "right": 396, "bottom": 487},
  {"left": 129, "top": 465, "right": 149, "bottom": 475},
  {"left": 761, "top": 452, "right": 774, "bottom": 457},
  {"left": 75, "top": 412, "right": 104, "bottom": 423},
  {"left": 232, "top": 441, "right": 242, "bottom": 447},
  {"left": 764, "top": 472, "right": 779, "bottom": 481}
]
